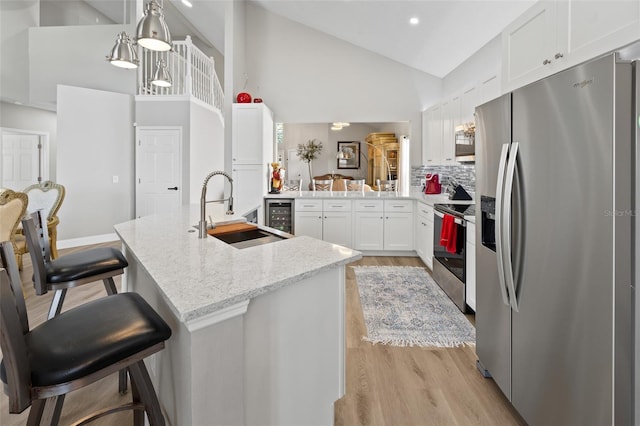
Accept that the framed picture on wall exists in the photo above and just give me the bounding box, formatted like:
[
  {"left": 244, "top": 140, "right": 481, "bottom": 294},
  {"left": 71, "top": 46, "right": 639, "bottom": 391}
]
[{"left": 337, "top": 141, "right": 360, "bottom": 169}]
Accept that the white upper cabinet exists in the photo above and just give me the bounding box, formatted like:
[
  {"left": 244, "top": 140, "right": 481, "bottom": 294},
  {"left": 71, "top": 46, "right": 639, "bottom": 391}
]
[
  {"left": 441, "top": 98, "right": 459, "bottom": 164},
  {"left": 502, "top": 1, "right": 560, "bottom": 91},
  {"left": 503, "top": 0, "right": 640, "bottom": 91},
  {"left": 563, "top": 0, "right": 640, "bottom": 66},
  {"left": 422, "top": 104, "right": 443, "bottom": 165},
  {"left": 232, "top": 103, "right": 274, "bottom": 165}
]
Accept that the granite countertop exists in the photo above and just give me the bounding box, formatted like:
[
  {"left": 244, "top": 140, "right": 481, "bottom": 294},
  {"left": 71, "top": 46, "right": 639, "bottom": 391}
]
[
  {"left": 266, "top": 188, "right": 474, "bottom": 207},
  {"left": 114, "top": 205, "right": 362, "bottom": 324}
]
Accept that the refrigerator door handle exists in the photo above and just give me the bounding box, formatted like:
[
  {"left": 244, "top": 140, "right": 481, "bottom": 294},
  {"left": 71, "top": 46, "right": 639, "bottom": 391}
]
[
  {"left": 494, "top": 143, "right": 511, "bottom": 307},
  {"left": 503, "top": 142, "right": 520, "bottom": 312}
]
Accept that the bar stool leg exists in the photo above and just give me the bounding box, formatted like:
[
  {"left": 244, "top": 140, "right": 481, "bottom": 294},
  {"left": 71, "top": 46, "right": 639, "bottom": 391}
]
[
  {"left": 128, "top": 361, "right": 165, "bottom": 426},
  {"left": 47, "top": 289, "right": 67, "bottom": 320},
  {"left": 27, "top": 395, "right": 65, "bottom": 426},
  {"left": 103, "top": 277, "right": 117, "bottom": 295}
]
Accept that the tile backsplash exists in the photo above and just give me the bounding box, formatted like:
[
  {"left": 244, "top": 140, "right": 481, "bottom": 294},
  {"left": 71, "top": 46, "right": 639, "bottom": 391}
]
[{"left": 411, "top": 164, "right": 475, "bottom": 193}]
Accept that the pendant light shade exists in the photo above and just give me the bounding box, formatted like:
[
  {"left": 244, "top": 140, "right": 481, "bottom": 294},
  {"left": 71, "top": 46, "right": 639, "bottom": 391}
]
[
  {"left": 151, "top": 59, "right": 172, "bottom": 87},
  {"left": 136, "top": 0, "right": 172, "bottom": 52},
  {"left": 106, "top": 32, "right": 139, "bottom": 69}
]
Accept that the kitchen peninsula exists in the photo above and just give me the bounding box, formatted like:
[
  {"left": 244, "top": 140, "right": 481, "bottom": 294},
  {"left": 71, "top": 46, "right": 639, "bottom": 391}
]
[{"left": 114, "top": 205, "right": 361, "bottom": 426}]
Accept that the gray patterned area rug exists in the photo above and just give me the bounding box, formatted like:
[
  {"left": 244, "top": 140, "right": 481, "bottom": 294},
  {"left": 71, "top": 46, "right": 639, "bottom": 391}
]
[{"left": 353, "top": 266, "right": 476, "bottom": 348}]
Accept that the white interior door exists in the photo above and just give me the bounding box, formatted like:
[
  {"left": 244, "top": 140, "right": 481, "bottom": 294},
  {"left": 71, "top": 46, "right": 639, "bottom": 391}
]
[
  {"left": 1, "top": 131, "right": 43, "bottom": 189},
  {"left": 136, "top": 128, "right": 182, "bottom": 218}
]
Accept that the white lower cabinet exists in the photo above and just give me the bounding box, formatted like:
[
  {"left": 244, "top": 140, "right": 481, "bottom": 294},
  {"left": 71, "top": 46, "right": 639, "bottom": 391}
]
[
  {"left": 354, "top": 212, "right": 384, "bottom": 250},
  {"left": 353, "top": 200, "right": 413, "bottom": 251},
  {"left": 294, "top": 199, "right": 352, "bottom": 247},
  {"left": 466, "top": 221, "right": 476, "bottom": 312},
  {"left": 415, "top": 202, "right": 434, "bottom": 269},
  {"left": 295, "top": 211, "right": 323, "bottom": 240}
]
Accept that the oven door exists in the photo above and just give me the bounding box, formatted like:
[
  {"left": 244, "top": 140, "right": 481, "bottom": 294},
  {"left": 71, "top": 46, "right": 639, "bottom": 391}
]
[{"left": 433, "top": 209, "right": 466, "bottom": 283}]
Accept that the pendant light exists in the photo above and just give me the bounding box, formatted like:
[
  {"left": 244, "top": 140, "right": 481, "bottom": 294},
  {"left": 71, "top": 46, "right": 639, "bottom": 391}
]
[
  {"left": 106, "top": 0, "right": 138, "bottom": 68},
  {"left": 151, "top": 59, "right": 172, "bottom": 87},
  {"left": 136, "top": 0, "right": 172, "bottom": 52}
]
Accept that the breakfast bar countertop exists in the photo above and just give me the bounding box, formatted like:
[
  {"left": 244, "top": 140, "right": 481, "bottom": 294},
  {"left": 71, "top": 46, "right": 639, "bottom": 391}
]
[
  {"left": 265, "top": 188, "right": 474, "bottom": 207},
  {"left": 114, "top": 204, "right": 361, "bottom": 324}
]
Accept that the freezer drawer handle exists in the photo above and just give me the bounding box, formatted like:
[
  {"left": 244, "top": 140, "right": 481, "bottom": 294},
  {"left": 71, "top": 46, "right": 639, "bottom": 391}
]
[
  {"left": 503, "top": 142, "right": 520, "bottom": 312},
  {"left": 495, "top": 143, "right": 511, "bottom": 307}
]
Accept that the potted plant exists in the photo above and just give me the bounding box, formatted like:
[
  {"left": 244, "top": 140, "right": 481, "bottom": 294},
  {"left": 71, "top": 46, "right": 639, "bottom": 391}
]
[{"left": 296, "top": 139, "right": 323, "bottom": 184}]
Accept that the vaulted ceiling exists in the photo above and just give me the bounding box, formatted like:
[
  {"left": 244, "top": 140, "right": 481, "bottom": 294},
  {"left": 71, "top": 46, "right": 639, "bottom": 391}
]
[
  {"left": 170, "top": 0, "right": 535, "bottom": 78},
  {"left": 86, "top": 0, "right": 535, "bottom": 78}
]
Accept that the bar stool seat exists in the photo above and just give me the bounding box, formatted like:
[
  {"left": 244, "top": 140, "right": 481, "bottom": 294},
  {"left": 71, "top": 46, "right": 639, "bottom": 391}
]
[
  {"left": 1, "top": 292, "right": 170, "bottom": 387},
  {"left": 45, "top": 247, "right": 126, "bottom": 285}
]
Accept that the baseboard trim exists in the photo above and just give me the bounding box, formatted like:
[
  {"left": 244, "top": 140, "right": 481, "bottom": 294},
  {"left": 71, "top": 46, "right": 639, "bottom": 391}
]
[{"left": 57, "top": 233, "right": 119, "bottom": 249}]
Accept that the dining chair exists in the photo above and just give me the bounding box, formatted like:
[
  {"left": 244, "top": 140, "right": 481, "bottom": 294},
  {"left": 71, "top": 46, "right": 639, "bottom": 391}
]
[
  {"left": 346, "top": 179, "right": 366, "bottom": 193},
  {"left": 0, "top": 190, "right": 28, "bottom": 269},
  {"left": 0, "top": 242, "right": 172, "bottom": 426},
  {"left": 376, "top": 179, "right": 398, "bottom": 193},
  {"left": 312, "top": 179, "right": 333, "bottom": 191},
  {"left": 283, "top": 179, "right": 303, "bottom": 192},
  {"left": 22, "top": 181, "right": 65, "bottom": 260}
]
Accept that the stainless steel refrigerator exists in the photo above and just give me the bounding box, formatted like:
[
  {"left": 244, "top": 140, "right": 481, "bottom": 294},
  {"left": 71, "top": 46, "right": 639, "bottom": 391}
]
[{"left": 475, "top": 53, "right": 636, "bottom": 425}]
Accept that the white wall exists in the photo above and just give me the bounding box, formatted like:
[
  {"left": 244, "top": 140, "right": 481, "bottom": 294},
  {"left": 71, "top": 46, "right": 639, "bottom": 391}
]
[
  {"left": 0, "top": 101, "right": 58, "bottom": 180},
  {"left": 57, "top": 85, "right": 134, "bottom": 240},
  {"left": 40, "top": 0, "right": 115, "bottom": 26},
  {"left": 190, "top": 103, "right": 225, "bottom": 204},
  {"left": 223, "top": 0, "right": 247, "bottom": 175},
  {"left": 0, "top": 1, "right": 39, "bottom": 103},
  {"left": 442, "top": 35, "right": 502, "bottom": 101},
  {"left": 244, "top": 4, "right": 441, "bottom": 167},
  {"left": 29, "top": 24, "right": 137, "bottom": 107}
]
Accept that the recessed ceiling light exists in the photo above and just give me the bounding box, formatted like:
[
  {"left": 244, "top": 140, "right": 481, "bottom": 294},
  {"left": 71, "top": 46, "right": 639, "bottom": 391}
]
[
  {"left": 181, "top": 0, "right": 193, "bottom": 7},
  {"left": 409, "top": 17, "right": 419, "bottom": 26}
]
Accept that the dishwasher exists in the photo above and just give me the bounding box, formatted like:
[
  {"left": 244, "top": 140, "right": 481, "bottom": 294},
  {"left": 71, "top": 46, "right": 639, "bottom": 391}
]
[{"left": 265, "top": 199, "right": 294, "bottom": 233}]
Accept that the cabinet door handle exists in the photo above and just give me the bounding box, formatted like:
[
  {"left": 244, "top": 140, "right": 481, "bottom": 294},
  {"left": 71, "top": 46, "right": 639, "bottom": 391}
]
[
  {"left": 554, "top": 53, "right": 563, "bottom": 59},
  {"left": 542, "top": 59, "right": 552, "bottom": 65},
  {"left": 167, "top": 186, "right": 178, "bottom": 190}
]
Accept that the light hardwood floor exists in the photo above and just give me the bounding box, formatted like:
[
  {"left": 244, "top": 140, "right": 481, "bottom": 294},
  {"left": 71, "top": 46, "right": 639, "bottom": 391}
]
[{"left": 1, "top": 244, "right": 525, "bottom": 425}]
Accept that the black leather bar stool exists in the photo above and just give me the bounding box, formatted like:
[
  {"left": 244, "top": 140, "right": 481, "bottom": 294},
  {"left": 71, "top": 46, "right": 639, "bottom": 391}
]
[
  {"left": 0, "top": 242, "right": 172, "bottom": 426},
  {"left": 21, "top": 210, "right": 130, "bottom": 393}
]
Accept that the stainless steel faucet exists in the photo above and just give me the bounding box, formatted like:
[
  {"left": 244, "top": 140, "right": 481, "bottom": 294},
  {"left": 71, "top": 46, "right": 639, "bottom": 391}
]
[{"left": 199, "top": 171, "right": 234, "bottom": 238}]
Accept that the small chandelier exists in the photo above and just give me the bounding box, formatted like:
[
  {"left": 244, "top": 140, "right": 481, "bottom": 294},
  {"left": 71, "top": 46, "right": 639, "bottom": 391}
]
[
  {"left": 106, "top": 32, "right": 139, "bottom": 69},
  {"left": 136, "top": 0, "right": 172, "bottom": 52},
  {"left": 106, "top": 0, "right": 138, "bottom": 69},
  {"left": 151, "top": 59, "right": 172, "bottom": 87}
]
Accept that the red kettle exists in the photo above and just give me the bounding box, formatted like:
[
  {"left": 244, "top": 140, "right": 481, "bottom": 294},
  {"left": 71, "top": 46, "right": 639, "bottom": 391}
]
[{"left": 425, "top": 173, "right": 441, "bottom": 194}]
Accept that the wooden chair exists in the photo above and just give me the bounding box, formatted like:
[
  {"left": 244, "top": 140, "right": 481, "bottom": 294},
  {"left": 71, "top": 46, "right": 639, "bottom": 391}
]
[
  {"left": 0, "top": 242, "right": 171, "bottom": 426},
  {"left": 0, "top": 190, "right": 28, "bottom": 269},
  {"left": 16, "top": 181, "right": 65, "bottom": 266},
  {"left": 376, "top": 179, "right": 398, "bottom": 193},
  {"left": 312, "top": 179, "right": 333, "bottom": 191}
]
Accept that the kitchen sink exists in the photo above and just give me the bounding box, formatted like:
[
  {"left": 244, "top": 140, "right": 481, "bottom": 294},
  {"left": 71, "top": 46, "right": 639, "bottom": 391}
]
[{"left": 211, "top": 227, "right": 290, "bottom": 249}]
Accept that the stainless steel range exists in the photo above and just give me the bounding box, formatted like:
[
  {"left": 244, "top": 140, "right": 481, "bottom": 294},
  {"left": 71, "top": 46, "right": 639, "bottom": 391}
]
[{"left": 432, "top": 203, "right": 474, "bottom": 313}]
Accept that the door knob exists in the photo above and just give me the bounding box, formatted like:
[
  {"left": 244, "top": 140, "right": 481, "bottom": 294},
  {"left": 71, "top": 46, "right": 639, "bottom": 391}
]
[{"left": 167, "top": 186, "right": 179, "bottom": 190}]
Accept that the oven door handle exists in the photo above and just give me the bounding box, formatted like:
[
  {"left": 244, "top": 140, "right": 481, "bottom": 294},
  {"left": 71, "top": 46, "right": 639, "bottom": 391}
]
[
  {"left": 503, "top": 142, "right": 519, "bottom": 312},
  {"left": 434, "top": 210, "right": 466, "bottom": 226},
  {"left": 495, "top": 143, "right": 511, "bottom": 308}
]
